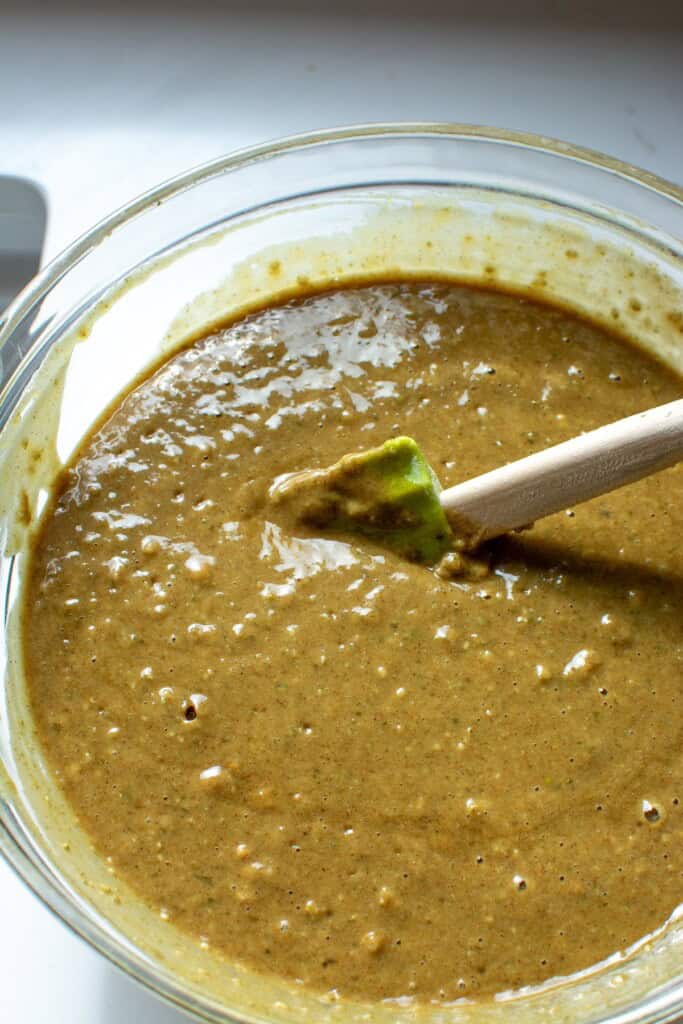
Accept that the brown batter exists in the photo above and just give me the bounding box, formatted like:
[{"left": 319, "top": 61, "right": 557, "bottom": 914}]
[{"left": 24, "top": 282, "right": 683, "bottom": 1003}]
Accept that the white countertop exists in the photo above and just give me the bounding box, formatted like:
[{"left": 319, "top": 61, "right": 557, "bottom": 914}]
[{"left": 1, "top": 3, "right": 682, "bottom": 1021}]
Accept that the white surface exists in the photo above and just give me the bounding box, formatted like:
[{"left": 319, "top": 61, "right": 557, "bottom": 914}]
[{"left": 1, "top": 3, "right": 682, "bottom": 1021}]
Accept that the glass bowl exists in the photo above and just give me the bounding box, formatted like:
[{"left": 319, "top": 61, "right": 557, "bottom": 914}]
[{"left": 0, "top": 125, "right": 682, "bottom": 1024}]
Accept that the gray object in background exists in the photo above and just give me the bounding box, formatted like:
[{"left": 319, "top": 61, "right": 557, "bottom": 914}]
[{"left": 0, "top": 177, "right": 46, "bottom": 312}]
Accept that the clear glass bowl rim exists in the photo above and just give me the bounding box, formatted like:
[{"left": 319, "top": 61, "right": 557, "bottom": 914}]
[{"left": 1, "top": 122, "right": 682, "bottom": 1024}]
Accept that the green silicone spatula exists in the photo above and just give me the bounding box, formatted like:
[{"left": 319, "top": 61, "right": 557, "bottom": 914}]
[
  {"left": 271, "top": 436, "right": 452, "bottom": 564},
  {"left": 269, "top": 399, "right": 683, "bottom": 564}
]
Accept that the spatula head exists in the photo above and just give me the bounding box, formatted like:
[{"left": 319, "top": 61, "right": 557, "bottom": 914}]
[{"left": 270, "top": 436, "right": 454, "bottom": 564}]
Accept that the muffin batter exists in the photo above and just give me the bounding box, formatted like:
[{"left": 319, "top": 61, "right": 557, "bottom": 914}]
[{"left": 24, "top": 282, "right": 683, "bottom": 1002}]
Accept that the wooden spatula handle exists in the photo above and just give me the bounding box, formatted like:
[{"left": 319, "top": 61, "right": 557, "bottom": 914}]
[{"left": 440, "top": 399, "right": 683, "bottom": 543}]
